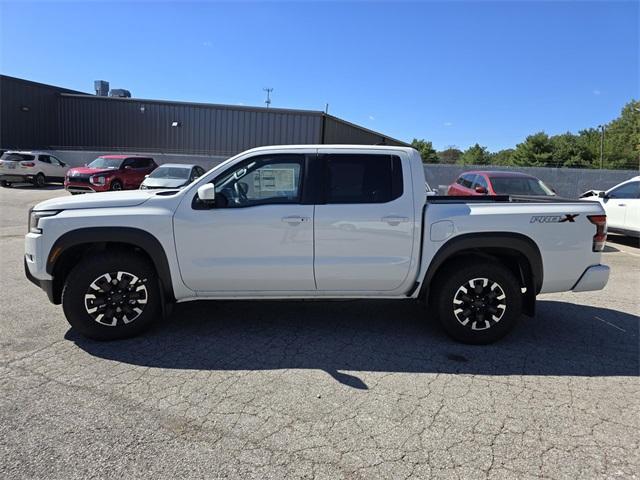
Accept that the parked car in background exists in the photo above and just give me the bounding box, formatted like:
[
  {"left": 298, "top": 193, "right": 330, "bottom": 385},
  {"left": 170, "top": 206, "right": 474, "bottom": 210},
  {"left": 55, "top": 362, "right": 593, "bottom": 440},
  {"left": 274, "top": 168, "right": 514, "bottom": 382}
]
[
  {"left": 448, "top": 171, "right": 556, "bottom": 197},
  {"left": 0, "top": 151, "right": 69, "bottom": 187},
  {"left": 139, "top": 163, "right": 206, "bottom": 190},
  {"left": 65, "top": 155, "right": 157, "bottom": 194},
  {"left": 580, "top": 176, "right": 639, "bottom": 238}
]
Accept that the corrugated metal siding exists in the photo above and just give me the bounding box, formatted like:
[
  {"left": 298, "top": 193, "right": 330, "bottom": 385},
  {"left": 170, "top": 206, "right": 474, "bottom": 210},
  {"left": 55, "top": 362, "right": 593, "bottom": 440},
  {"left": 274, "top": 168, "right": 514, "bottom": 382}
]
[
  {"left": 322, "top": 115, "right": 407, "bottom": 146},
  {"left": 57, "top": 95, "right": 323, "bottom": 156},
  {"left": 1, "top": 75, "right": 409, "bottom": 155},
  {"left": 0, "top": 76, "right": 83, "bottom": 150}
]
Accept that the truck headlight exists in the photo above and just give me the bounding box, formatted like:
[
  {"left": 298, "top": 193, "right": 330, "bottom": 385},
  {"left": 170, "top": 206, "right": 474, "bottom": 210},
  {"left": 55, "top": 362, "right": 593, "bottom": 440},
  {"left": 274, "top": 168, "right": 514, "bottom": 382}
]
[
  {"left": 90, "top": 175, "right": 107, "bottom": 186},
  {"left": 28, "top": 209, "right": 60, "bottom": 234}
]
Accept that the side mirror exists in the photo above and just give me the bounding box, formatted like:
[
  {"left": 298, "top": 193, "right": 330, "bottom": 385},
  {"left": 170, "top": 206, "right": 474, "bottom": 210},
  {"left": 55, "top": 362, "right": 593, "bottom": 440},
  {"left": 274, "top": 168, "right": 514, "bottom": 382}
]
[
  {"left": 124, "top": 165, "right": 132, "bottom": 170},
  {"left": 197, "top": 183, "right": 216, "bottom": 204},
  {"left": 475, "top": 186, "right": 487, "bottom": 194},
  {"left": 144, "top": 174, "right": 149, "bottom": 178},
  {"left": 598, "top": 191, "right": 606, "bottom": 198}
]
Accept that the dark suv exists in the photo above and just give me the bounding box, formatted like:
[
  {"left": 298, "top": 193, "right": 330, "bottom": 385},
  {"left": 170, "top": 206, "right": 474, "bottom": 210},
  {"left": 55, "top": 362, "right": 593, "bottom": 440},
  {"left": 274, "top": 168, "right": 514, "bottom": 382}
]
[{"left": 65, "top": 155, "right": 157, "bottom": 194}]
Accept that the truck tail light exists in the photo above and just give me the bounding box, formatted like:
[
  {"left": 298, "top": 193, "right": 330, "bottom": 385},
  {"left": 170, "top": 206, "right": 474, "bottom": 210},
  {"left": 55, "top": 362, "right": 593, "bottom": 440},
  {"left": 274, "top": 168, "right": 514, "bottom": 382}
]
[
  {"left": 587, "top": 215, "right": 607, "bottom": 252},
  {"left": 20, "top": 161, "right": 35, "bottom": 167}
]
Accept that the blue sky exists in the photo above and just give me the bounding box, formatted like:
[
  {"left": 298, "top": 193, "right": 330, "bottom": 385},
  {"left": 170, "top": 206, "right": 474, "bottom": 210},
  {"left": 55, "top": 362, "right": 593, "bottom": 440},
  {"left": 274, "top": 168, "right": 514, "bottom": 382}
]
[{"left": 1, "top": 1, "right": 638, "bottom": 151}]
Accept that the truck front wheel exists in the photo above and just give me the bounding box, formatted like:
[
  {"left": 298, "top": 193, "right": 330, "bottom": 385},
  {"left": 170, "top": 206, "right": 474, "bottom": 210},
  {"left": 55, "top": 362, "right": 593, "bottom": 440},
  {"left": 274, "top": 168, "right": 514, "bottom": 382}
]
[
  {"left": 61, "top": 252, "right": 161, "bottom": 340},
  {"left": 431, "top": 260, "right": 522, "bottom": 344}
]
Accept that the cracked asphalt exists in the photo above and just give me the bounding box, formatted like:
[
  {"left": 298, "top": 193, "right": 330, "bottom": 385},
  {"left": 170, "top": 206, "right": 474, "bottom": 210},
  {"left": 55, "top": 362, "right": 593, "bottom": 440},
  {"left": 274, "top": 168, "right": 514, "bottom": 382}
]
[{"left": 1, "top": 186, "right": 639, "bottom": 479}]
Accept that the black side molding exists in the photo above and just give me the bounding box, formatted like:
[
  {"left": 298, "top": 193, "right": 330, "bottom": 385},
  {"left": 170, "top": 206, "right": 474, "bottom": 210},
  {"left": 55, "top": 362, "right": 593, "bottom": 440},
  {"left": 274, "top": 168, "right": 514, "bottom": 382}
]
[
  {"left": 47, "top": 227, "right": 175, "bottom": 302},
  {"left": 420, "top": 232, "right": 544, "bottom": 308}
]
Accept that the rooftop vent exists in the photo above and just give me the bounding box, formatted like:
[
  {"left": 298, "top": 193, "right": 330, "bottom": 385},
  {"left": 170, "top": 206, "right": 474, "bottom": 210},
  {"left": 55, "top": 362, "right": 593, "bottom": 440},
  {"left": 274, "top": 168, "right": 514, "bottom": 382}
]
[
  {"left": 94, "top": 80, "right": 109, "bottom": 97},
  {"left": 109, "top": 89, "right": 132, "bottom": 98}
]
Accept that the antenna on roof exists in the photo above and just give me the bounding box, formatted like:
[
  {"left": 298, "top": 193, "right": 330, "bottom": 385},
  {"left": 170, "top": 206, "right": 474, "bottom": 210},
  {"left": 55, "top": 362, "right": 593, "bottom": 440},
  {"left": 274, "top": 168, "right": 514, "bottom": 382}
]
[{"left": 263, "top": 88, "right": 273, "bottom": 108}]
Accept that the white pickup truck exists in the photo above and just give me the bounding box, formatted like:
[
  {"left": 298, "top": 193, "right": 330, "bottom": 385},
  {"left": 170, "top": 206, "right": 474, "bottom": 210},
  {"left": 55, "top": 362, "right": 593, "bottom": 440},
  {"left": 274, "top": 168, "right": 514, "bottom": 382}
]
[{"left": 25, "top": 146, "right": 610, "bottom": 344}]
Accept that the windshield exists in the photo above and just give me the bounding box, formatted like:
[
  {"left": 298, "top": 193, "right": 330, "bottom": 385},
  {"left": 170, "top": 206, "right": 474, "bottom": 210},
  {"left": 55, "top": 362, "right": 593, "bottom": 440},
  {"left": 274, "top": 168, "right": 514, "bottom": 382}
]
[
  {"left": 88, "top": 157, "right": 122, "bottom": 169},
  {"left": 149, "top": 166, "right": 190, "bottom": 180},
  {"left": 491, "top": 177, "right": 555, "bottom": 196},
  {"left": 1, "top": 153, "right": 35, "bottom": 162}
]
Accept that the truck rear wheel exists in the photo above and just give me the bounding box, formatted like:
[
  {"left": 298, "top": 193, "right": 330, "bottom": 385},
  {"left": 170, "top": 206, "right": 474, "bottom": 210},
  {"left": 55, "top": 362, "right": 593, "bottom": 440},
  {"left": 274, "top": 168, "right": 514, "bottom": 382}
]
[
  {"left": 431, "top": 260, "right": 522, "bottom": 344},
  {"left": 62, "top": 252, "right": 160, "bottom": 340}
]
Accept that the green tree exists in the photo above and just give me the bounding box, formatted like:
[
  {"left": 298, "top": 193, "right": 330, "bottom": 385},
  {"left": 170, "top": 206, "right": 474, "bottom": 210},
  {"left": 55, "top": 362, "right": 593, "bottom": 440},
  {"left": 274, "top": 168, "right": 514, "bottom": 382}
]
[
  {"left": 438, "top": 147, "right": 463, "bottom": 164},
  {"left": 411, "top": 138, "right": 439, "bottom": 163},
  {"left": 550, "top": 132, "right": 595, "bottom": 168},
  {"left": 458, "top": 143, "right": 491, "bottom": 165},
  {"left": 490, "top": 149, "right": 515, "bottom": 165},
  {"left": 601, "top": 100, "right": 640, "bottom": 170},
  {"left": 511, "top": 132, "right": 554, "bottom": 167}
]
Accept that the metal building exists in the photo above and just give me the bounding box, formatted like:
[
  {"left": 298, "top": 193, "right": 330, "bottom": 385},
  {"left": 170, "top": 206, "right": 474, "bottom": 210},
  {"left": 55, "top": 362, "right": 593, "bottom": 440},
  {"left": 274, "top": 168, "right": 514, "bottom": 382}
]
[{"left": 1, "top": 75, "right": 408, "bottom": 156}]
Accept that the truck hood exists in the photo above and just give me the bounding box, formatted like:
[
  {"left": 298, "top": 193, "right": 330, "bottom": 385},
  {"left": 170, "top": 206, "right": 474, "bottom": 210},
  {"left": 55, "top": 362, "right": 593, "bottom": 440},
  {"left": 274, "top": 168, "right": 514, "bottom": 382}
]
[{"left": 34, "top": 190, "right": 155, "bottom": 211}]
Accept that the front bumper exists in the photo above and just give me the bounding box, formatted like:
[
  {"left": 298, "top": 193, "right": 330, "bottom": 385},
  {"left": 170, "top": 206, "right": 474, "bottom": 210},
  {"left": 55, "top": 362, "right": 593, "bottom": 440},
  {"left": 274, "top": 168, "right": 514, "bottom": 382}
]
[
  {"left": 572, "top": 264, "right": 610, "bottom": 292},
  {"left": 24, "top": 256, "right": 56, "bottom": 303}
]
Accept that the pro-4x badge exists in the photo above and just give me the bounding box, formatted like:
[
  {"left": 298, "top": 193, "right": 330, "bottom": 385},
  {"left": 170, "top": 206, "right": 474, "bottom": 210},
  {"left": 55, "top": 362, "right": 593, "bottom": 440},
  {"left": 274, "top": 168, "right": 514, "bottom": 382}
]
[{"left": 530, "top": 214, "right": 579, "bottom": 223}]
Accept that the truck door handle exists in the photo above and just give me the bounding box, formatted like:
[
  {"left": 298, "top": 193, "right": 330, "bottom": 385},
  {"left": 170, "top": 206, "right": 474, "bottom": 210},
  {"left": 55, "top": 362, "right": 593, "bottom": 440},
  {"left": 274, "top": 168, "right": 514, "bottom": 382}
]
[
  {"left": 281, "top": 215, "right": 309, "bottom": 225},
  {"left": 617, "top": 203, "right": 626, "bottom": 207},
  {"left": 382, "top": 215, "right": 410, "bottom": 226}
]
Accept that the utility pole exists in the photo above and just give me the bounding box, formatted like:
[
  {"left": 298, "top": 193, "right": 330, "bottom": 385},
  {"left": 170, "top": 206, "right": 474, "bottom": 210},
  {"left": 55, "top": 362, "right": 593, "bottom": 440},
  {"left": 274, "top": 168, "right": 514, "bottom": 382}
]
[
  {"left": 598, "top": 124, "right": 605, "bottom": 169},
  {"left": 325, "top": 103, "right": 329, "bottom": 114},
  {"left": 263, "top": 88, "right": 273, "bottom": 108}
]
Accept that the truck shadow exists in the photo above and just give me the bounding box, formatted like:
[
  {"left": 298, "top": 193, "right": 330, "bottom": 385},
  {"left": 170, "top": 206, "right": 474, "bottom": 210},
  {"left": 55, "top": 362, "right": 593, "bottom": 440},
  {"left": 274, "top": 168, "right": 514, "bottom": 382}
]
[{"left": 67, "top": 299, "right": 639, "bottom": 389}]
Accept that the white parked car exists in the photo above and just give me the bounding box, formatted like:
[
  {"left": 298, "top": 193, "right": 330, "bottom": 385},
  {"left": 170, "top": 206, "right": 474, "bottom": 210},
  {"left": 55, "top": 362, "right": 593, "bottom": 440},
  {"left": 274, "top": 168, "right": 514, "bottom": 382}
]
[
  {"left": 25, "top": 145, "right": 609, "bottom": 344},
  {"left": 0, "top": 151, "right": 69, "bottom": 187},
  {"left": 580, "top": 176, "right": 640, "bottom": 237},
  {"left": 139, "top": 163, "right": 206, "bottom": 190}
]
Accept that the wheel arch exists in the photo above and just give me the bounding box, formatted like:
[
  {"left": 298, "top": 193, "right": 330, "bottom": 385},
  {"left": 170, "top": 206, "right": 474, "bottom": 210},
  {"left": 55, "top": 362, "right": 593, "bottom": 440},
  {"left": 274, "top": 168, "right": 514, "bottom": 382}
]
[
  {"left": 46, "top": 227, "right": 175, "bottom": 305},
  {"left": 419, "top": 232, "right": 543, "bottom": 316}
]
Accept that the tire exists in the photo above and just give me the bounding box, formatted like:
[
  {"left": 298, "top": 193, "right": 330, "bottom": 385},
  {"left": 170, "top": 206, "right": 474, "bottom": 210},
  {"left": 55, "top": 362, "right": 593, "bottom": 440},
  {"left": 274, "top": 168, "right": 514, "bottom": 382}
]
[
  {"left": 62, "top": 252, "right": 161, "bottom": 340},
  {"left": 430, "top": 259, "right": 522, "bottom": 344},
  {"left": 110, "top": 180, "right": 123, "bottom": 191},
  {"left": 34, "top": 173, "right": 46, "bottom": 188},
  {"left": 1, "top": 180, "right": 11, "bottom": 188}
]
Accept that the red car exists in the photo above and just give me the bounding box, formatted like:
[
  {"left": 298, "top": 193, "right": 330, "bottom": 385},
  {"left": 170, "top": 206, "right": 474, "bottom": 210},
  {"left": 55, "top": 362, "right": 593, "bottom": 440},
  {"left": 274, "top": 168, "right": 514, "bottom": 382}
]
[
  {"left": 65, "top": 155, "right": 157, "bottom": 194},
  {"left": 447, "top": 171, "right": 556, "bottom": 197}
]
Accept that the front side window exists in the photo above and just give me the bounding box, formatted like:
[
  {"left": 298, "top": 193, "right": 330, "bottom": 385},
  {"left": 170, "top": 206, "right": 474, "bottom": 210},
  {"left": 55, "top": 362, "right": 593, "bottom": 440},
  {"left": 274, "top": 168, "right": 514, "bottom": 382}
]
[
  {"left": 608, "top": 181, "right": 639, "bottom": 199},
  {"left": 324, "top": 154, "right": 402, "bottom": 204},
  {"left": 474, "top": 175, "right": 488, "bottom": 189},
  {"left": 460, "top": 174, "right": 475, "bottom": 188},
  {"left": 214, "top": 155, "right": 303, "bottom": 207}
]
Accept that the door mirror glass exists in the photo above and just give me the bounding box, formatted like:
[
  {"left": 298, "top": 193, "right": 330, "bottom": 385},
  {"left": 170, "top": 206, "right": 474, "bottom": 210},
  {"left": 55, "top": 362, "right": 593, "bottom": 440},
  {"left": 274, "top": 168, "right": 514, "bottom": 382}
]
[
  {"left": 598, "top": 191, "right": 607, "bottom": 198},
  {"left": 197, "top": 183, "right": 216, "bottom": 203}
]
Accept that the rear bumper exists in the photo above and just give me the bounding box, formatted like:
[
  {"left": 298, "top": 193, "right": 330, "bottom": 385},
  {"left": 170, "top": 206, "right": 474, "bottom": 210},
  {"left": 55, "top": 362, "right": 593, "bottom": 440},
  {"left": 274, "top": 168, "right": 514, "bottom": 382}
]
[
  {"left": 1, "top": 174, "right": 35, "bottom": 182},
  {"left": 572, "top": 264, "right": 610, "bottom": 292}
]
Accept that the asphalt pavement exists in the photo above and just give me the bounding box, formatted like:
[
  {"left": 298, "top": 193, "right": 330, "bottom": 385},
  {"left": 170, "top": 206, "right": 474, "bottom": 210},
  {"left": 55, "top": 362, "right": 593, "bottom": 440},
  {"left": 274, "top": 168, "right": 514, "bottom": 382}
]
[{"left": 1, "top": 185, "right": 638, "bottom": 479}]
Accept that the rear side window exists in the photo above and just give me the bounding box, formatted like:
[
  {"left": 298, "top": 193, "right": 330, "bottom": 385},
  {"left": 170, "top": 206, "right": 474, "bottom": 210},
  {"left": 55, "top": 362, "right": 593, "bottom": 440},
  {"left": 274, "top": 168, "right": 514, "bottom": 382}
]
[
  {"left": 129, "top": 158, "right": 153, "bottom": 168},
  {"left": 324, "top": 154, "right": 403, "bottom": 204},
  {"left": 39, "top": 155, "right": 51, "bottom": 164}
]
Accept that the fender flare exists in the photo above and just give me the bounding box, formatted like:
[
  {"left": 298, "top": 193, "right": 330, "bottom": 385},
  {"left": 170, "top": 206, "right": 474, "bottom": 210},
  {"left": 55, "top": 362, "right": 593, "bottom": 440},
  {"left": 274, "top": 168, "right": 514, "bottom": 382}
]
[
  {"left": 47, "top": 227, "right": 175, "bottom": 302},
  {"left": 420, "top": 232, "right": 543, "bottom": 299}
]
